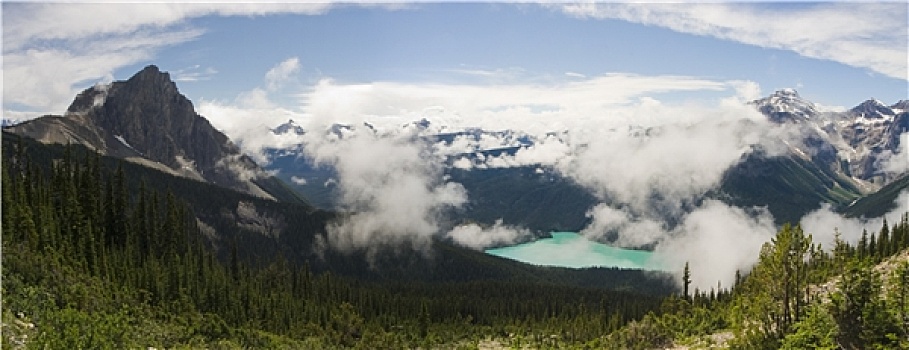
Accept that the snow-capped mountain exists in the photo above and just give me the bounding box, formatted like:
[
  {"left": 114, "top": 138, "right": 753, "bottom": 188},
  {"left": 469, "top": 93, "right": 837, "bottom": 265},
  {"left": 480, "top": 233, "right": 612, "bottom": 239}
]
[
  {"left": 262, "top": 89, "right": 907, "bottom": 231},
  {"left": 751, "top": 88, "right": 821, "bottom": 123},
  {"left": 272, "top": 119, "right": 305, "bottom": 136},
  {"left": 750, "top": 89, "right": 907, "bottom": 187}
]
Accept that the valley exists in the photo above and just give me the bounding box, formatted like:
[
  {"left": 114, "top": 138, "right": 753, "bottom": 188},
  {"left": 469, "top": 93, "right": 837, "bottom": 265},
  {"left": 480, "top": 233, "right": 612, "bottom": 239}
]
[
  {"left": 3, "top": 63, "right": 906, "bottom": 349},
  {"left": 3, "top": 3, "right": 909, "bottom": 348}
]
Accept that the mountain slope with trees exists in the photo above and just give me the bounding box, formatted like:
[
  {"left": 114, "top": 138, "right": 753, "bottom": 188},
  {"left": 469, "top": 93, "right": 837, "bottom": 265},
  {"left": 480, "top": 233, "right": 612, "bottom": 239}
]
[
  {"left": 1, "top": 130, "right": 677, "bottom": 348},
  {"left": 597, "top": 213, "right": 909, "bottom": 349}
]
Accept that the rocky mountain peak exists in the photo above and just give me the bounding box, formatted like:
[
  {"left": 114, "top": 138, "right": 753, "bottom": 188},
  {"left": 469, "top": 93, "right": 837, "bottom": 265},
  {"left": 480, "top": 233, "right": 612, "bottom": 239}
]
[
  {"left": 126, "top": 65, "right": 179, "bottom": 96},
  {"left": 273, "top": 119, "right": 305, "bottom": 135},
  {"left": 890, "top": 100, "right": 909, "bottom": 111},
  {"left": 850, "top": 99, "right": 895, "bottom": 118},
  {"left": 774, "top": 88, "right": 800, "bottom": 98},
  {"left": 8, "top": 65, "right": 284, "bottom": 201},
  {"left": 751, "top": 88, "right": 820, "bottom": 123}
]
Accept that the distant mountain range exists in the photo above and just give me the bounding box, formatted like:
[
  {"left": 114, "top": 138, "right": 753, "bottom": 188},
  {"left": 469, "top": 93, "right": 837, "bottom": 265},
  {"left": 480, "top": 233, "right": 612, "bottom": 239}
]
[
  {"left": 264, "top": 89, "right": 908, "bottom": 230},
  {"left": 5, "top": 65, "right": 907, "bottom": 236}
]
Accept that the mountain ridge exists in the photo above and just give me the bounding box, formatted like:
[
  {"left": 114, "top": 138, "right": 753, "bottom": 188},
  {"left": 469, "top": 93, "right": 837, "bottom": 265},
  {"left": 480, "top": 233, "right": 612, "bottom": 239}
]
[
  {"left": 263, "top": 88, "right": 907, "bottom": 230},
  {"left": 6, "top": 65, "right": 304, "bottom": 204}
]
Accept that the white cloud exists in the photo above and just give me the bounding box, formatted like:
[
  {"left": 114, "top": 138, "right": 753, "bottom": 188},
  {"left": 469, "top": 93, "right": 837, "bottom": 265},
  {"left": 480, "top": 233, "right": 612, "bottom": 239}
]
[
  {"left": 2, "top": 3, "right": 330, "bottom": 116},
  {"left": 300, "top": 124, "right": 467, "bottom": 263},
  {"left": 301, "top": 74, "right": 734, "bottom": 135},
  {"left": 172, "top": 65, "right": 218, "bottom": 82},
  {"left": 559, "top": 109, "right": 773, "bottom": 217},
  {"left": 3, "top": 3, "right": 333, "bottom": 51},
  {"left": 197, "top": 100, "right": 305, "bottom": 163},
  {"left": 878, "top": 133, "right": 909, "bottom": 176},
  {"left": 265, "top": 57, "right": 300, "bottom": 91},
  {"left": 561, "top": 3, "right": 908, "bottom": 80},
  {"left": 801, "top": 191, "right": 909, "bottom": 251},
  {"left": 290, "top": 176, "right": 307, "bottom": 185},
  {"left": 655, "top": 201, "right": 777, "bottom": 291},
  {"left": 577, "top": 200, "right": 777, "bottom": 290},
  {"left": 197, "top": 57, "right": 310, "bottom": 163},
  {"left": 187, "top": 57, "right": 793, "bottom": 278},
  {"left": 447, "top": 220, "right": 532, "bottom": 251},
  {"left": 3, "top": 28, "right": 203, "bottom": 114}
]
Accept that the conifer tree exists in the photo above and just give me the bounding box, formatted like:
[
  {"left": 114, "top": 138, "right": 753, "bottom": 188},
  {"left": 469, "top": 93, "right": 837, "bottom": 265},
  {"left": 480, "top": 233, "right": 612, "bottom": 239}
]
[
  {"left": 682, "top": 262, "right": 691, "bottom": 300},
  {"left": 879, "top": 218, "right": 891, "bottom": 258}
]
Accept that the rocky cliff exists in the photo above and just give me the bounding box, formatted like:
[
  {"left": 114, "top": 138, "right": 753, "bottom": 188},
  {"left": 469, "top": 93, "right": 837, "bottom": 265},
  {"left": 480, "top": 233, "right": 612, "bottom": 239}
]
[{"left": 8, "top": 65, "right": 295, "bottom": 202}]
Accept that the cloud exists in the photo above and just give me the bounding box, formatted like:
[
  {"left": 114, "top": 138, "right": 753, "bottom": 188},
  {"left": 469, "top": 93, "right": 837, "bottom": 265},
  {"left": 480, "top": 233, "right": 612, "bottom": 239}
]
[
  {"left": 3, "top": 28, "right": 203, "bottom": 114},
  {"left": 801, "top": 191, "right": 909, "bottom": 252},
  {"left": 172, "top": 65, "right": 218, "bottom": 82},
  {"left": 2, "top": 3, "right": 332, "bottom": 116},
  {"left": 579, "top": 200, "right": 776, "bottom": 291},
  {"left": 201, "top": 68, "right": 761, "bottom": 168},
  {"left": 447, "top": 220, "right": 532, "bottom": 251},
  {"left": 878, "top": 133, "right": 909, "bottom": 176},
  {"left": 655, "top": 201, "right": 777, "bottom": 291},
  {"left": 197, "top": 58, "right": 309, "bottom": 163},
  {"left": 190, "top": 54, "right": 797, "bottom": 284},
  {"left": 197, "top": 101, "right": 305, "bottom": 164},
  {"left": 558, "top": 106, "right": 777, "bottom": 217},
  {"left": 560, "top": 3, "right": 908, "bottom": 80},
  {"left": 300, "top": 124, "right": 467, "bottom": 263},
  {"left": 290, "top": 176, "right": 308, "bottom": 185},
  {"left": 265, "top": 57, "right": 300, "bottom": 91},
  {"left": 3, "top": 3, "right": 333, "bottom": 51},
  {"left": 301, "top": 73, "right": 739, "bottom": 136}
]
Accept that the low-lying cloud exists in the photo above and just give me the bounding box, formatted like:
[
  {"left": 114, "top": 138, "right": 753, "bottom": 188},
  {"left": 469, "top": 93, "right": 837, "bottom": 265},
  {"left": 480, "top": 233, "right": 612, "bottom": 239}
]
[
  {"left": 300, "top": 123, "right": 466, "bottom": 264},
  {"left": 198, "top": 58, "right": 908, "bottom": 290},
  {"left": 447, "top": 220, "right": 532, "bottom": 251},
  {"left": 654, "top": 201, "right": 777, "bottom": 291},
  {"left": 801, "top": 191, "right": 909, "bottom": 251}
]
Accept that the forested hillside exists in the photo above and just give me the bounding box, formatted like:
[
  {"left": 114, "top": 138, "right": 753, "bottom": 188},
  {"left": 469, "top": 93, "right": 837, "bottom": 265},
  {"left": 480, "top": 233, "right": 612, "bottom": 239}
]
[
  {"left": 3, "top": 128, "right": 908, "bottom": 348},
  {"left": 1, "top": 133, "right": 672, "bottom": 348},
  {"left": 600, "top": 215, "right": 909, "bottom": 349}
]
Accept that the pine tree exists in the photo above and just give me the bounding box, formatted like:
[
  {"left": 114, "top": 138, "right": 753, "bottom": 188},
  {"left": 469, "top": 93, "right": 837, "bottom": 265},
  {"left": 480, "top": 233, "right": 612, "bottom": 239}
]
[
  {"left": 733, "top": 224, "right": 813, "bottom": 346},
  {"left": 879, "top": 218, "right": 891, "bottom": 258},
  {"left": 869, "top": 233, "right": 877, "bottom": 261},
  {"left": 682, "top": 262, "right": 692, "bottom": 300},
  {"left": 859, "top": 229, "right": 869, "bottom": 259}
]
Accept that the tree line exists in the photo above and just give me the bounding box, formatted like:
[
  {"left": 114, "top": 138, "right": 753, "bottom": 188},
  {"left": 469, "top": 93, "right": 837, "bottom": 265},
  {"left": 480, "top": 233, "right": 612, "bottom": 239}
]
[
  {"left": 600, "top": 212, "right": 909, "bottom": 349},
  {"left": 2, "top": 135, "right": 666, "bottom": 348}
]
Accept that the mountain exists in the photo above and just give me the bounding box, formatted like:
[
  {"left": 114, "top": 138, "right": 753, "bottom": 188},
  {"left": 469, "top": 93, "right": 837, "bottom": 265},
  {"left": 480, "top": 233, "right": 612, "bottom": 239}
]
[
  {"left": 718, "top": 89, "right": 908, "bottom": 222},
  {"left": 263, "top": 89, "right": 907, "bottom": 229},
  {"left": 751, "top": 88, "right": 821, "bottom": 123},
  {"left": 1, "top": 130, "right": 672, "bottom": 293},
  {"left": 1, "top": 65, "right": 673, "bottom": 290},
  {"left": 751, "top": 89, "right": 907, "bottom": 186},
  {"left": 843, "top": 174, "right": 909, "bottom": 218},
  {"left": 2, "top": 129, "right": 676, "bottom": 349},
  {"left": 5, "top": 65, "right": 306, "bottom": 204}
]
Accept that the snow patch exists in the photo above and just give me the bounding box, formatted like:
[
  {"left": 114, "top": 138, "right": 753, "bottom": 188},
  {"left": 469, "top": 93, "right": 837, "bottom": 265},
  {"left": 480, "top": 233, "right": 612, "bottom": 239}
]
[{"left": 114, "top": 135, "right": 137, "bottom": 152}]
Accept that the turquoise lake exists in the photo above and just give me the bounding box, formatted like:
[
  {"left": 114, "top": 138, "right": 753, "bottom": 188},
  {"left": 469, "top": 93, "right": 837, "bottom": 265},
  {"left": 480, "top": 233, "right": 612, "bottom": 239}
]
[{"left": 485, "top": 232, "right": 664, "bottom": 270}]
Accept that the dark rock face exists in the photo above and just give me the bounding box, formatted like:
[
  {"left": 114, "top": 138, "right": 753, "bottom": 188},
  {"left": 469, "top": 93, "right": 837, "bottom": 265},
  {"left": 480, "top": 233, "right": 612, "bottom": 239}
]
[
  {"left": 12, "top": 65, "right": 275, "bottom": 199},
  {"left": 72, "top": 65, "right": 232, "bottom": 171},
  {"left": 849, "top": 99, "right": 895, "bottom": 118}
]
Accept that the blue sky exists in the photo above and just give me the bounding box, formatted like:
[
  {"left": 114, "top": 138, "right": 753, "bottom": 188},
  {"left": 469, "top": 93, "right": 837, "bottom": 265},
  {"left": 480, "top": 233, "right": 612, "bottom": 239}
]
[{"left": 4, "top": 2, "right": 908, "bottom": 124}]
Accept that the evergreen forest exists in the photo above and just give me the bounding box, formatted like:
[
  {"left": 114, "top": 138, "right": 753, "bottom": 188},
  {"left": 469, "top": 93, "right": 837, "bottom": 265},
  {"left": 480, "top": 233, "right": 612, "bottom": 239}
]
[{"left": 3, "top": 133, "right": 909, "bottom": 348}]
